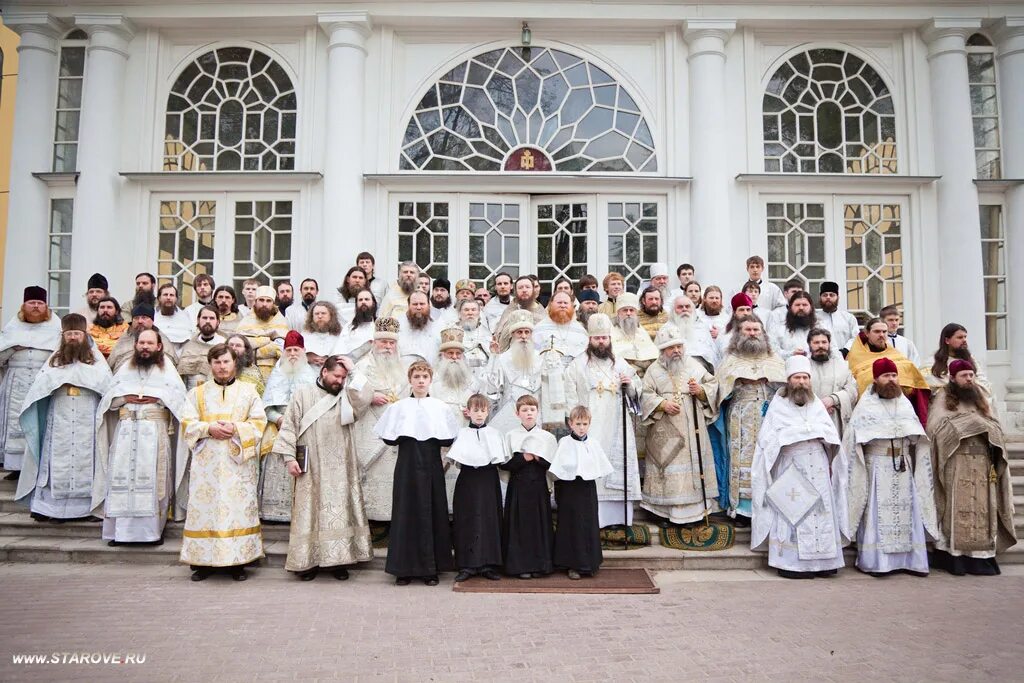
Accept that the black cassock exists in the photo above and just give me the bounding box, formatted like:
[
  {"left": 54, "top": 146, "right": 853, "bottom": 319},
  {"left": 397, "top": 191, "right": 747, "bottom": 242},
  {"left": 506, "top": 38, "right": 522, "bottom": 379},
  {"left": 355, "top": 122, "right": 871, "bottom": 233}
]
[
  {"left": 382, "top": 436, "right": 456, "bottom": 577},
  {"left": 452, "top": 464, "right": 504, "bottom": 571},
  {"left": 553, "top": 478, "right": 602, "bottom": 574},
  {"left": 500, "top": 453, "right": 553, "bottom": 575}
]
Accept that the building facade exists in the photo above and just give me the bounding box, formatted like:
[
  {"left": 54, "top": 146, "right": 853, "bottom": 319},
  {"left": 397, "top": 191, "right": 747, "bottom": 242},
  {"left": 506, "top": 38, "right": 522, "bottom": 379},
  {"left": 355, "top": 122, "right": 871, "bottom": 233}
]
[{"left": 2, "top": 1, "right": 1022, "bottom": 413}]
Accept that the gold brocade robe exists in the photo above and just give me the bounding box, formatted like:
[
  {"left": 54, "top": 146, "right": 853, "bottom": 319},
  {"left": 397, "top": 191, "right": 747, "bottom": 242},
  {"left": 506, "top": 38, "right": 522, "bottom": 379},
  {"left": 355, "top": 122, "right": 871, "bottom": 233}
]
[
  {"left": 637, "top": 310, "right": 667, "bottom": 340},
  {"left": 179, "top": 380, "right": 267, "bottom": 567},
  {"left": 88, "top": 322, "right": 129, "bottom": 359},
  {"left": 235, "top": 312, "right": 289, "bottom": 381},
  {"left": 847, "top": 336, "right": 928, "bottom": 396}
]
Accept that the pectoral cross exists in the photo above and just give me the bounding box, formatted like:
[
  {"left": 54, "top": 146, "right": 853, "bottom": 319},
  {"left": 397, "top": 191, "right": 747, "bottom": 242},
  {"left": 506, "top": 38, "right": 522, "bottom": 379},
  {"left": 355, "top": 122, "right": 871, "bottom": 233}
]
[{"left": 787, "top": 488, "right": 801, "bottom": 503}]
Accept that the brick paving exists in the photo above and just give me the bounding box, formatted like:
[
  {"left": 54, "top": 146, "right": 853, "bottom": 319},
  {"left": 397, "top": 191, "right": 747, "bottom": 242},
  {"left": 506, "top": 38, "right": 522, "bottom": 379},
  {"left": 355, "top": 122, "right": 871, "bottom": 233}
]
[{"left": 0, "top": 563, "right": 1022, "bottom": 682}]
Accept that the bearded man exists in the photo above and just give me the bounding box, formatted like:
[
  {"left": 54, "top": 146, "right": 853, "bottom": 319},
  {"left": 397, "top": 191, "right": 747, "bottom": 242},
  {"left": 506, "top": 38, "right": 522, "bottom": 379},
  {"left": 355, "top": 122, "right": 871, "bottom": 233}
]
[
  {"left": 302, "top": 301, "right": 342, "bottom": 368},
  {"left": 15, "top": 314, "right": 112, "bottom": 520},
  {"left": 0, "top": 287, "right": 62, "bottom": 477},
  {"left": 398, "top": 291, "right": 439, "bottom": 367},
  {"left": 183, "top": 274, "right": 215, "bottom": 323},
  {"left": 334, "top": 267, "right": 367, "bottom": 327},
  {"left": 532, "top": 291, "right": 588, "bottom": 365},
  {"left": 712, "top": 316, "right": 786, "bottom": 524},
  {"left": 177, "top": 306, "right": 226, "bottom": 390},
  {"left": 927, "top": 360, "right": 1017, "bottom": 576},
  {"left": 235, "top": 285, "right": 289, "bottom": 381},
  {"left": 564, "top": 314, "right": 640, "bottom": 528},
  {"left": 770, "top": 291, "right": 818, "bottom": 359},
  {"left": 807, "top": 328, "right": 858, "bottom": 437},
  {"left": 641, "top": 324, "right": 721, "bottom": 526},
  {"left": 487, "top": 311, "right": 564, "bottom": 434},
  {"left": 154, "top": 283, "right": 193, "bottom": 353},
  {"left": 107, "top": 304, "right": 178, "bottom": 374},
  {"left": 700, "top": 286, "right": 728, "bottom": 337},
  {"left": 429, "top": 278, "right": 457, "bottom": 327},
  {"left": 646, "top": 263, "right": 672, "bottom": 313},
  {"left": 610, "top": 292, "right": 658, "bottom": 379},
  {"left": 751, "top": 355, "right": 850, "bottom": 579},
  {"left": 352, "top": 318, "right": 409, "bottom": 523},
  {"left": 335, "top": 289, "right": 376, "bottom": 359},
  {"left": 494, "top": 275, "right": 546, "bottom": 352},
  {"left": 576, "top": 289, "right": 601, "bottom": 327},
  {"left": 433, "top": 328, "right": 486, "bottom": 510},
  {"left": 847, "top": 318, "right": 930, "bottom": 424},
  {"left": 121, "top": 272, "right": 157, "bottom": 322},
  {"left": 380, "top": 261, "right": 419, "bottom": 320},
  {"left": 845, "top": 358, "right": 938, "bottom": 576},
  {"left": 286, "top": 278, "right": 320, "bottom": 331},
  {"left": 275, "top": 281, "right": 294, "bottom": 316},
  {"left": 637, "top": 286, "right": 667, "bottom": 338},
  {"left": 76, "top": 272, "right": 109, "bottom": 320},
  {"left": 482, "top": 271, "right": 513, "bottom": 331},
  {"left": 258, "top": 331, "right": 316, "bottom": 522},
  {"left": 95, "top": 329, "right": 189, "bottom": 543},
  {"left": 815, "top": 281, "right": 859, "bottom": 352},
  {"left": 923, "top": 323, "right": 994, "bottom": 400},
  {"left": 714, "top": 292, "right": 755, "bottom": 358},
  {"left": 456, "top": 298, "right": 492, "bottom": 383},
  {"left": 666, "top": 294, "right": 718, "bottom": 370},
  {"left": 212, "top": 285, "right": 241, "bottom": 334},
  {"left": 87, "top": 297, "right": 129, "bottom": 359}
]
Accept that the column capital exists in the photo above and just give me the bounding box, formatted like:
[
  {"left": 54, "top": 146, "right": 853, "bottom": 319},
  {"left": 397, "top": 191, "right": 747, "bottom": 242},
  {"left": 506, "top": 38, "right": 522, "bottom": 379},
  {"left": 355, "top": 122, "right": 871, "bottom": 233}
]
[
  {"left": 318, "top": 11, "right": 373, "bottom": 53},
  {"left": 75, "top": 15, "right": 136, "bottom": 58},
  {"left": 4, "top": 12, "right": 66, "bottom": 54},
  {"left": 995, "top": 17, "right": 1024, "bottom": 60},
  {"left": 683, "top": 20, "right": 736, "bottom": 60},
  {"left": 920, "top": 18, "right": 982, "bottom": 59}
]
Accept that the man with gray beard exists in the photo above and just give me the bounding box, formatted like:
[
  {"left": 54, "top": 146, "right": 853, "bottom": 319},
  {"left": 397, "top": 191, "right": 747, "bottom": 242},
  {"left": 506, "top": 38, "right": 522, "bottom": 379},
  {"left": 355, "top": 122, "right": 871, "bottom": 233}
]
[
  {"left": 610, "top": 292, "right": 658, "bottom": 379},
  {"left": 487, "top": 311, "right": 561, "bottom": 435},
  {"left": 711, "top": 316, "right": 786, "bottom": 526},
  {"left": 456, "top": 298, "right": 492, "bottom": 383},
  {"left": 493, "top": 275, "right": 546, "bottom": 353},
  {"left": 665, "top": 293, "right": 719, "bottom": 370},
  {"left": 352, "top": 318, "right": 410, "bottom": 523},
  {"left": 576, "top": 289, "right": 601, "bottom": 328},
  {"left": 640, "top": 324, "right": 721, "bottom": 527},
  {"left": 380, "top": 261, "right": 420, "bottom": 320}
]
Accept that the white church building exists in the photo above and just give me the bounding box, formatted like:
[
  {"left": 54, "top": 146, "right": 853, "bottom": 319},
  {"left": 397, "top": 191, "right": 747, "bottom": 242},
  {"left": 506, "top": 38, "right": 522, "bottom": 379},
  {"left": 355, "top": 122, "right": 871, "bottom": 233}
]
[{"left": 3, "top": 1, "right": 1022, "bottom": 414}]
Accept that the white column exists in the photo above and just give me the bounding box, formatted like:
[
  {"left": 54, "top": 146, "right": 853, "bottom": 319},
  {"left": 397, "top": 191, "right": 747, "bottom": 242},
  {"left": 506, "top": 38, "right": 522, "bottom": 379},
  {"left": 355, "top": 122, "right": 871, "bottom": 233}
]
[
  {"left": 921, "top": 19, "right": 988, "bottom": 344},
  {"left": 1, "top": 14, "right": 63, "bottom": 317},
  {"left": 317, "top": 12, "right": 371, "bottom": 291},
  {"left": 684, "top": 20, "right": 736, "bottom": 288},
  {"left": 995, "top": 17, "right": 1024, "bottom": 419},
  {"left": 69, "top": 15, "right": 134, "bottom": 298}
]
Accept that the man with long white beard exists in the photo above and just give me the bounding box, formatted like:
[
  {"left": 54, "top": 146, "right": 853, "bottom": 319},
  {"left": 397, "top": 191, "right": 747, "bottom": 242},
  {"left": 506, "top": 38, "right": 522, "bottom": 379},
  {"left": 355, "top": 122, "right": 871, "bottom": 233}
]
[
  {"left": 302, "top": 301, "right": 343, "bottom": 368},
  {"left": 16, "top": 314, "right": 112, "bottom": 520},
  {"left": 154, "top": 283, "right": 193, "bottom": 353},
  {"left": 641, "top": 324, "right": 720, "bottom": 526},
  {"left": 258, "top": 331, "right": 316, "bottom": 522},
  {"left": 433, "top": 328, "right": 486, "bottom": 509},
  {"left": 532, "top": 291, "right": 587, "bottom": 366},
  {"left": 94, "top": 329, "right": 189, "bottom": 544},
  {"left": 177, "top": 306, "right": 226, "bottom": 390},
  {"left": 183, "top": 274, "right": 215, "bottom": 323},
  {"left": 927, "top": 360, "right": 1017, "bottom": 575},
  {"left": 235, "top": 285, "right": 288, "bottom": 382},
  {"left": 0, "top": 287, "right": 62, "bottom": 478},
  {"left": 751, "top": 355, "right": 850, "bottom": 579},
  {"left": 334, "top": 289, "right": 376, "bottom": 359},
  {"left": 637, "top": 287, "right": 667, "bottom": 339},
  {"left": 455, "top": 298, "right": 492, "bottom": 383},
  {"left": 807, "top": 328, "right": 858, "bottom": 437},
  {"left": 120, "top": 272, "right": 157, "bottom": 322},
  {"left": 493, "top": 275, "right": 546, "bottom": 352},
  {"left": 576, "top": 289, "right": 601, "bottom": 328},
  {"left": 565, "top": 313, "right": 641, "bottom": 528},
  {"left": 665, "top": 294, "right": 718, "bottom": 370},
  {"left": 88, "top": 297, "right": 130, "bottom": 359},
  {"left": 75, "top": 272, "right": 109, "bottom": 320},
  {"left": 846, "top": 358, "right": 938, "bottom": 576},
  {"left": 398, "top": 291, "right": 439, "bottom": 367},
  {"left": 488, "top": 311, "right": 565, "bottom": 434},
  {"left": 815, "top": 281, "right": 859, "bottom": 352},
  {"left": 770, "top": 291, "right": 818, "bottom": 359},
  {"left": 610, "top": 293, "right": 658, "bottom": 379},
  {"left": 352, "top": 318, "right": 409, "bottom": 523},
  {"left": 107, "top": 304, "right": 178, "bottom": 374},
  {"left": 380, "top": 261, "right": 419, "bottom": 320},
  {"left": 712, "top": 316, "right": 785, "bottom": 525}
]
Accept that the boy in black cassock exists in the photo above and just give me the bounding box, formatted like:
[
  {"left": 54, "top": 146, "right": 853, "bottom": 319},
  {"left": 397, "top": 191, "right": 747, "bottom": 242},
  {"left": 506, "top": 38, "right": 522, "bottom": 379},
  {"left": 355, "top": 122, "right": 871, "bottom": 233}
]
[
  {"left": 374, "top": 360, "right": 460, "bottom": 586},
  {"left": 550, "top": 406, "right": 613, "bottom": 579},
  {"left": 501, "top": 395, "right": 557, "bottom": 579},
  {"left": 448, "top": 393, "right": 508, "bottom": 582}
]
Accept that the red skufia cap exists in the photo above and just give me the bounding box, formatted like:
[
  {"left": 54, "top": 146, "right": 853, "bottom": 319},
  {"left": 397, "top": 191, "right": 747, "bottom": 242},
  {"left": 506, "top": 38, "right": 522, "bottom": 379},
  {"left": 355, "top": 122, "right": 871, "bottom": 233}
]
[
  {"left": 731, "top": 292, "right": 752, "bottom": 310},
  {"left": 284, "top": 330, "right": 304, "bottom": 349},
  {"left": 872, "top": 357, "right": 898, "bottom": 378},
  {"left": 949, "top": 359, "right": 975, "bottom": 377}
]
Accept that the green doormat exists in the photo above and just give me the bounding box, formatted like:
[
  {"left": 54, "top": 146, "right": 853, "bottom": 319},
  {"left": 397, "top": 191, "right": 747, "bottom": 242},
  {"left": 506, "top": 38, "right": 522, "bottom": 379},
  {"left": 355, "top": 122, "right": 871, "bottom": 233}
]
[
  {"left": 369, "top": 521, "right": 390, "bottom": 548},
  {"left": 658, "top": 521, "right": 734, "bottom": 551},
  {"left": 599, "top": 524, "right": 652, "bottom": 550}
]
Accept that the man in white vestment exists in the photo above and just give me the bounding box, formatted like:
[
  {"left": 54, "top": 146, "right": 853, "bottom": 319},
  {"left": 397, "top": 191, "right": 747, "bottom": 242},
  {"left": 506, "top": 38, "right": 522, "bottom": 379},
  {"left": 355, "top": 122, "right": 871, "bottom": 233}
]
[
  {"left": 107, "top": 304, "right": 178, "bottom": 374},
  {"left": 397, "top": 291, "right": 439, "bottom": 367},
  {"left": 428, "top": 278, "right": 458, "bottom": 327},
  {"left": 700, "top": 286, "right": 728, "bottom": 338},
  {"left": 94, "top": 329, "right": 189, "bottom": 544},
  {"left": 183, "top": 274, "right": 216, "bottom": 324},
  {"left": 879, "top": 305, "right": 920, "bottom": 365},
  {"left": 641, "top": 324, "right": 720, "bottom": 526},
  {"left": 455, "top": 298, "right": 493, "bottom": 383},
  {"left": 352, "top": 318, "right": 409, "bottom": 523},
  {"left": 666, "top": 294, "right": 719, "bottom": 369},
  {"left": 532, "top": 291, "right": 588, "bottom": 365},
  {"left": 846, "top": 358, "right": 938, "bottom": 576},
  {"left": 769, "top": 291, "right": 818, "bottom": 359},
  {"left": 301, "top": 301, "right": 343, "bottom": 368},
  {"left": 177, "top": 305, "right": 226, "bottom": 390},
  {"left": 751, "top": 355, "right": 850, "bottom": 579},
  {"left": 610, "top": 293, "right": 658, "bottom": 379},
  {"left": 379, "top": 262, "right": 420, "bottom": 320},
  {"left": 815, "top": 281, "right": 859, "bottom": 352},
  {"left": 75, "top": 272, "right": 109, "bottom": 321},
  {"left": 180, "top": 343, "right": 267, "bottom": 581},
  {"left": 274, "top": 354, "right": 374, "bottom": 580},
  {"left": 16, "top": 314, "right": 112, "bottom": 520},
  {"left": 258, "top": 331, "right": 316, "bottom": 522},
  {"left": 0, "top": 286, "right": 62, "bottom": 477},
  {"left": 154, "top": 284, "right": 194, "bottom": 353},
  {"left": 565, "top": 313, "right": 641, "bottom": 528},
  {"left": 334, "top": 289, "right": 376, "bottom": 359},
  {"left": 807, "top": 328, "right": 858, "bottom": 437},
  {"left": 482, "top": 272, "right": 513, "bottom": 331},
  {"left": 356, "top": 251, "right": 389, "bottom": 306},
  {"left": 285, "top": 278, "right": 319, "bottom": 331},
  {"left": 763, "top": 278, "right": 805, "bottom": 335}
]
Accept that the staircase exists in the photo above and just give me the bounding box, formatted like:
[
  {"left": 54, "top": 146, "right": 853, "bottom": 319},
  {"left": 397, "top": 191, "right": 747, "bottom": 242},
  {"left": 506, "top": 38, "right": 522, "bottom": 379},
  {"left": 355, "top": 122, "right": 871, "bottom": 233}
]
[{"left": 1, "top": 436, "right": 1021, "bottom": 572}]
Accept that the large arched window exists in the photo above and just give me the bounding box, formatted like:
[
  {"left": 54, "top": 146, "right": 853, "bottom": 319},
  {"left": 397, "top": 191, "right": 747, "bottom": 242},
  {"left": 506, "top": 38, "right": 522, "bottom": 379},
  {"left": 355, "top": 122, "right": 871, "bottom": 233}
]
[
  {"left": 763, "top": 48, "right": 897, "bottom": 174},
  {"left": 400, "top": 46, "right": 657, "bottom": 172},
  {"left": 164, "top": 46, "right": 297, "bottom": 171}
]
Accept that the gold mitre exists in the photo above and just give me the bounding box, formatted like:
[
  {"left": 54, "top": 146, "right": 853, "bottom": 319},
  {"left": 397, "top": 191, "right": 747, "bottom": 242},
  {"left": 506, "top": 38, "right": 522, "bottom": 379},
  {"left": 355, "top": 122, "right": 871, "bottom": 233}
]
[
  {"left": 374, "top": 317, "right": 400, "bottom": 341},
  {"left": 439, "top": 326, "right": 465, "bottom": 352}
]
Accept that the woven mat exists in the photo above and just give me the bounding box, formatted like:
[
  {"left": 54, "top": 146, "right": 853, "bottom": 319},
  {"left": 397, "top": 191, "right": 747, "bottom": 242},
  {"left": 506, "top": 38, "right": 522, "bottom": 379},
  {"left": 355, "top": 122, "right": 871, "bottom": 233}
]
[
  {"left": 452, "top": 568, "right": 659, "bottom": 594},
  {"left": 599, "top": 524, "right": 652, "bottom": 550},
  {"left": 658, "top": 521, "right": 735, "bottom": 551}
]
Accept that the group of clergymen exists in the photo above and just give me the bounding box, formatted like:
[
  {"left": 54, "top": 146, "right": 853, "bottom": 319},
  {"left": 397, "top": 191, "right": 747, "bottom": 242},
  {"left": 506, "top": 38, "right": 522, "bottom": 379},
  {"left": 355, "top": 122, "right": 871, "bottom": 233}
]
[{"left": 0, "top": 251, "right": 1015, "bottom": 583}]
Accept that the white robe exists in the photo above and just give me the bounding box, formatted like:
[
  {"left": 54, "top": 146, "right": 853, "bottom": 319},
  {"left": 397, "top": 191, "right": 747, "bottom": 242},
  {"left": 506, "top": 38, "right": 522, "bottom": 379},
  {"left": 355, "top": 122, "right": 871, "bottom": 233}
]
[
  {"left": 352, "top": 352, "right": 409, "bottom": 521},
  {"left": 816, "top": 309, "right": 860, "bottom": 351},
  {"left": 397, "top": 319, "right": 440, "bottom": 367},
  {"left": 0, "top": 315, "right": 62, "bottom": 470},
  {"left": 809, "top": 355, "right": 859, "bottom": 437},
  {"left": 549, "top": 435, "right": 613, "bottom": 482},
  {"left": 532, "top": 317, "right": 588, "bottom": 363},
  {"left": 769, "top": 323, "right": 815, "bottom": 359},
  {"left": 259, "top": 358, "right": 317, "bottom": 521},
  {"left": 482, "top": 298, "right": 510, "bottom": 332},
  {"left": 154, "top": 309, "right": 194, "bottom": 349},
  {"left": 334, "top": 321, "right": 374, "bottom": 359}
]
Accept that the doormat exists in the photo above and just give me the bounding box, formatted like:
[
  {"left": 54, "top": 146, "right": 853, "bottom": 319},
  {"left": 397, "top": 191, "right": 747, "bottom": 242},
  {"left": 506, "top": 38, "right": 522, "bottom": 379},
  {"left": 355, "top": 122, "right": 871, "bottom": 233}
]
[
  {"left": 452, "top": 568, "right": 659, "bottom": 594},
  {"left": 658, "top": 521, "right": 734, "bottom": 551}
]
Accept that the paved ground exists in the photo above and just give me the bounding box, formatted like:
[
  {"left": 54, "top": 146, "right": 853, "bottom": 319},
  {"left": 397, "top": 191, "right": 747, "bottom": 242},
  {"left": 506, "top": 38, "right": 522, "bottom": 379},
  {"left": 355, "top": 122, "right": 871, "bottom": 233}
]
[{"left": 1, "top": 563, "right": 1022, "bottom": 682}]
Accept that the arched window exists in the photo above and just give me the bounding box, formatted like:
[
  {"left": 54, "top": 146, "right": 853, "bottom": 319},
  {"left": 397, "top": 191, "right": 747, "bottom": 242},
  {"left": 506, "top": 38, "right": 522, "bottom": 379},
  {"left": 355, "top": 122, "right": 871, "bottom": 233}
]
[
  {"left": 763, "top": 48, "right": 897, "bottom": 174},
  {"left": 164, "top": 46, "right": 297, "bottom": 171},
  {"left": 966, "top": 33, "right": 1001, "bottom": 179},
  {"left": 400, "top": 46, "right": 657, "bottom": 172}
]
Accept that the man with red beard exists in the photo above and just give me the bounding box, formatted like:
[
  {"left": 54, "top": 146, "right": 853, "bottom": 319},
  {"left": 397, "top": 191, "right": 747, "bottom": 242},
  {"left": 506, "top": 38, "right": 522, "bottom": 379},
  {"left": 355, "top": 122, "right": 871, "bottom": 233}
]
[
  {"left": 16, "top": 314, "right": 112, "bottom": 520},
  {"left": 532, "top": 290, "right": 587, "bottom": 366},
  {"left": 380, "top": 261, "right": 420, "bottom": 320},
  {"left": 699, "top": 285, "right": 727, "bottom": 340},
  {"left": 235, "top": 285, "right": 289, "bottom": 382},
  {"left": 927, "top": 360, "right": 1017, "bottom": 575},
  {"left": 769, "top": 291, "right": 818, "bottom": 359},
  {"left": 0, "top": 288, "right": 64, "bottom": 479},
  {"left": 398, "top": 291, "right": 439, "bottom": 367}
]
